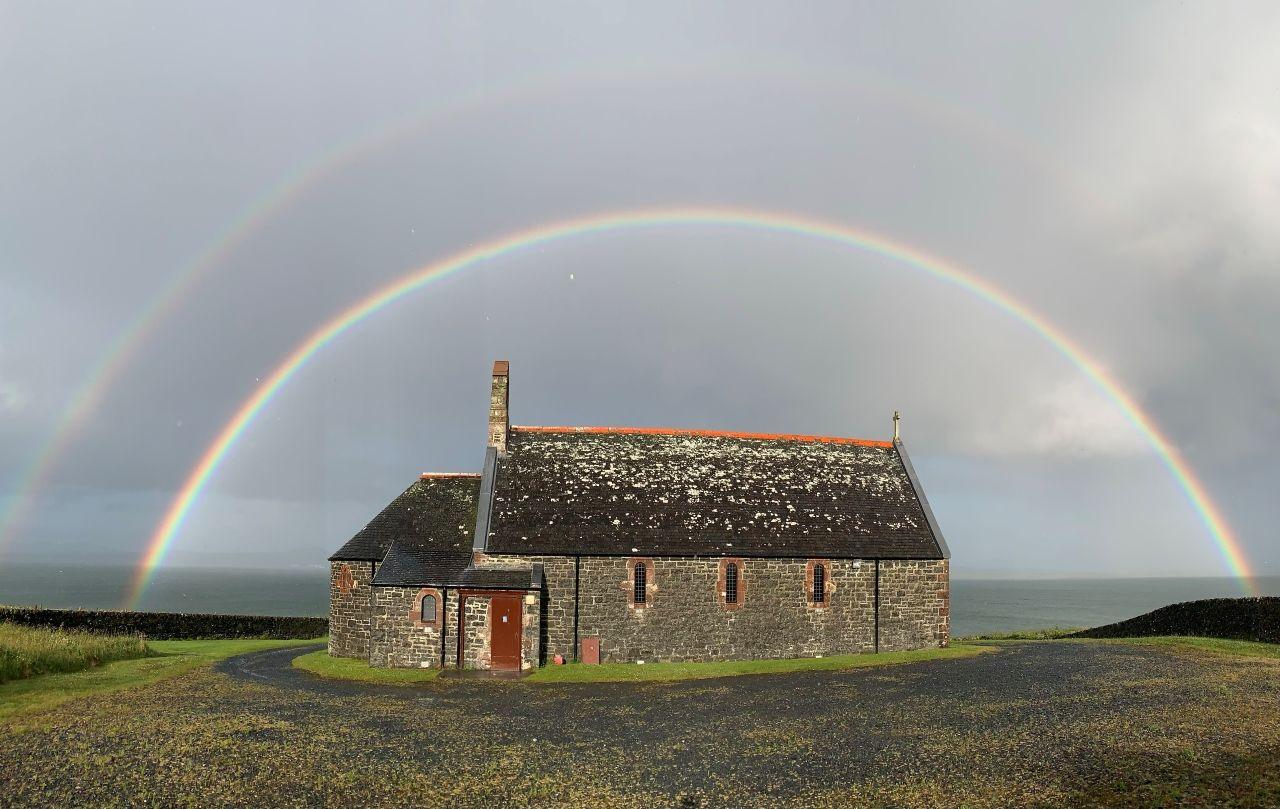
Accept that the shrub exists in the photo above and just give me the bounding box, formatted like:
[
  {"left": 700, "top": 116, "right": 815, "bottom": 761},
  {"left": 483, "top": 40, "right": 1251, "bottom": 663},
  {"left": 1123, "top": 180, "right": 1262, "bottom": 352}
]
[
  {"left": 0, "top": 622, "right": 151, "bottom": 683},
  {"left": 0, "top": 607, "right": 327, "bottom": 640},
  {"left": 1072, "top": 597, "right": 1279, "bottom": 643}
]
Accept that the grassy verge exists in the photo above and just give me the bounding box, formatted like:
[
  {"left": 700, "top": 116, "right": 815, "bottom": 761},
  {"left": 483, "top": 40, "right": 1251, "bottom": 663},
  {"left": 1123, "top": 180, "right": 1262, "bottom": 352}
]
[
  {"left": 1108, "top": 635, "right": 1280, "bottom": 659},
  {"left": 0, "top": 637, "right": 325, "bottom": 725},
  {"left": 0, "top": 622, "right": 151, "bottom": 683},
  {"left": 293, "top": 650, "right": 441, "bottom": 685},
  {"left": 958, "top": 627, "right": 1084, "bottom": 641},
  {"left": 525, "top": 642, "right": 994, "bottom": 683}
]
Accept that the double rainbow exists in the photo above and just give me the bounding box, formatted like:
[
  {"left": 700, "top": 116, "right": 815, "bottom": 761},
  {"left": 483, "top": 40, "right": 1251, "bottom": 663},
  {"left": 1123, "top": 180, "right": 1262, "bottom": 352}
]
[{"left": 124, "top": 207, "right": 1255, "bottom": 607}]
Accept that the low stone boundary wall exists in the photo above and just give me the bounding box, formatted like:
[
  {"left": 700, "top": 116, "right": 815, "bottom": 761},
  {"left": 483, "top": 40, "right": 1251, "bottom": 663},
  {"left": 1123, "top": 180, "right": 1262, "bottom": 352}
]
[
  {"left": 1072, "top": 597, "right": 1278, "bottom": 644},
  {"left": 0, "top": 607, "right": 327, "bottom": 640}
]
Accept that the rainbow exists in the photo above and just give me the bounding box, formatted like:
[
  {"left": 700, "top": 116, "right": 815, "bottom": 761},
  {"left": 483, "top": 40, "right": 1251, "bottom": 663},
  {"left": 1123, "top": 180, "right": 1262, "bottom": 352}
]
[
  {"left": 1, "top": 61, "right": 1106, "bottom": 561},
  {"left": 124, "top": 207, "right": 1256, "bottom": 607}
]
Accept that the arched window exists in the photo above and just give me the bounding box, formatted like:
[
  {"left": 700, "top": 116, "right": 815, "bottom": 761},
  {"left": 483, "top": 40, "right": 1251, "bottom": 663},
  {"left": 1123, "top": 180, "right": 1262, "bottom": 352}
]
[
  {"left": 420, "top": 593, "right": 437, "bottom": 622},
  {"left": 813, "top": 563, "right": 826, "bottom": 603},
  {"left": 633, "top": 562, "right": 647, "bottom": 604},
  {"left": 725, "top": 562, "right": 739, "bottom": 604}
]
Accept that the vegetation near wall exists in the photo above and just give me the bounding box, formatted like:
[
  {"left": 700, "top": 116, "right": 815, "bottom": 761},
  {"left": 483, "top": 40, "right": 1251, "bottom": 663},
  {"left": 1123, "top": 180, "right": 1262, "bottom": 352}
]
[
  {"left": 0, "top": 623, "right": 151, "bottom": 683},
  {"left": 1073, "top": 597, "right": 1279, "bottom": 644},
  {"left": 0, "top": 607, "right": 327, "bottom": 640}
]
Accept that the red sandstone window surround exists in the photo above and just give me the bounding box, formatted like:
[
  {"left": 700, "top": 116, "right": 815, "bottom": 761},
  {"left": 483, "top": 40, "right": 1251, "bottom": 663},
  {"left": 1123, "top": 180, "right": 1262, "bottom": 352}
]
[
  {"left": 624, "top": 558, "right": 653, "bottom": 609},
  {"left": 336, "top": 563, "right": 355, "bottom": 594},
  {"left": 718, "top": 558, "right": 746, "bottom": 610},
  {"left": 806, "top": 560, "right": 833, "bottom": 608},
  {"left": 409, "top": 587, "right": 443, "bottom": 628}
]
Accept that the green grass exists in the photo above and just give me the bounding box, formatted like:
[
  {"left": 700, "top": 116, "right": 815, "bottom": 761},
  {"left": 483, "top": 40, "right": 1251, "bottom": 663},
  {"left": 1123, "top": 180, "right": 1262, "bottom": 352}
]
[
  {"left": 0, "top": 622, "right": 152, "bottom": 683},
  {"left": 525, "top": 642, "right": 994, "bottom": 683},
  {"left": 1109, "top": 635, "right": 1280, "bottom": 659},
  {"left": 293, "top": 650, "right": 441, "bottom": 685},
  {"left": 0, "top": 636, "right": 325, "bottom": 725},
  {"left": 958, "top": 627, "right": 1084, "bottom": 641}
]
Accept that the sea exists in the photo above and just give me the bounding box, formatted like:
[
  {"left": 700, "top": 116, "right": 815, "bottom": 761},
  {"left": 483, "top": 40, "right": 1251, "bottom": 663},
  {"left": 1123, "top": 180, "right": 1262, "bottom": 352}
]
[{"left": 0, "top": 563, "right": 1275, "bottom": 638}]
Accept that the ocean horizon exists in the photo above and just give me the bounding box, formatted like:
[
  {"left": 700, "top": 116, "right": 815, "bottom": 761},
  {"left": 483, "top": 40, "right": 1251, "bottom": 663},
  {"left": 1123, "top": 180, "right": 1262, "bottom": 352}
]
[{"left": 0, "top": 561, "right": 1273, "bottom": 638}]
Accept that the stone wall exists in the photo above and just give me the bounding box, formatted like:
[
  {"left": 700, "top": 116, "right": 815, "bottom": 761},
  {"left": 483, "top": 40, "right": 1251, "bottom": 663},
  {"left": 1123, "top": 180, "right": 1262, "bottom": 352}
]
[
  {"left": 575, "top": 557, "right": 880, "bottom": 664},
  {"left": 878, "top": 559, "right": 949, "bottom": 650},
  {"left": 476, "top": 553, "right": 575, "bottom": 663},
  {"left": 328, "top": 561, "right": 373, "bottom": 658},
  {"left": 520, "top": 591, "right": 541, "bottom": 670},
  {"left": 369, "top": 586, "right": 444, "bottom": 668},
  {"left": 460, "top": 594, "right": 491, "bottom": 670},
  {"left": 442, "top": 589, "right": 461, "bottom": 668},
  {"left": 452, "top": 590, "right": 543, "bottom": 671}
]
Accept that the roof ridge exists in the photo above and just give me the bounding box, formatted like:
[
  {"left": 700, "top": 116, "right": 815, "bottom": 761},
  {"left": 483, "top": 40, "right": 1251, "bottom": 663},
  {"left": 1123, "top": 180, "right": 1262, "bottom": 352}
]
[
  {"left": 511, "top": 424, "right": 893, "bottom": 448},
  {"left": 419, "top": 472, "right": 481, "bottom": 479}
]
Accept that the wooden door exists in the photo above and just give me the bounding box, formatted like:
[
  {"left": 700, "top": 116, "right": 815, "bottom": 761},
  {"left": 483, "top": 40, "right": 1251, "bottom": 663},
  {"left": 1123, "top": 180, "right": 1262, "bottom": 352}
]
[{"left": 489, "top": 595, "right": 522, "bottom": 670}]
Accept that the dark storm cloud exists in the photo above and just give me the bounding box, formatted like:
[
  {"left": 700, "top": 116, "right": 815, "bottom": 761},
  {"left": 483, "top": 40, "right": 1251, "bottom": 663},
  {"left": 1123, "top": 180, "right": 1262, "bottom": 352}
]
[{"left": 1, "top": 2, "right": 1276, "bottom": 577}]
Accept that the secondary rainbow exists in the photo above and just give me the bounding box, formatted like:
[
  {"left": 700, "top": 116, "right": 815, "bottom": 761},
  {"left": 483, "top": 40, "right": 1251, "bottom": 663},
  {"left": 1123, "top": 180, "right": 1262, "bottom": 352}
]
[
  {"left": 2, "top": 62, "right": 1103, "bottom": 561},
  {"left": 125, "top": 207, "right": 1256, "bottom": 606}
]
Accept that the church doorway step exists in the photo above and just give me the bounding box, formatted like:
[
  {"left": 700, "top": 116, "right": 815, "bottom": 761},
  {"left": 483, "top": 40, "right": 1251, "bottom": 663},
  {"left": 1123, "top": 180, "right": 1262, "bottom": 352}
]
[{"left": 489, "top": 594, "right": 523, "bottom": 670}]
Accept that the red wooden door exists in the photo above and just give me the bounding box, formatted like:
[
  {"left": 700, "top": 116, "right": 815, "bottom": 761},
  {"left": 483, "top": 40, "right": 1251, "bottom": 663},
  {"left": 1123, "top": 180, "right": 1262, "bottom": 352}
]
[{"left": 489, "top": 596, "right": 522, "bottom": 670}]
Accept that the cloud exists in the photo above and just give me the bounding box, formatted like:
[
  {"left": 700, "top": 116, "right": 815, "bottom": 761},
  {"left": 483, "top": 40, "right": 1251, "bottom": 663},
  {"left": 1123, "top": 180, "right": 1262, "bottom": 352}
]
[{"left": 959, "top": 375, "right": 1149, "bottom": 459}]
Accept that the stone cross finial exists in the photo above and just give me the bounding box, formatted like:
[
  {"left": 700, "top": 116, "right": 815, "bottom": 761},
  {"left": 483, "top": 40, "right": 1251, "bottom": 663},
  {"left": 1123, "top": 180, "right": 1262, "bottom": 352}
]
[{"left": 893, "top": 410, "right": 901, "bottom": 442}]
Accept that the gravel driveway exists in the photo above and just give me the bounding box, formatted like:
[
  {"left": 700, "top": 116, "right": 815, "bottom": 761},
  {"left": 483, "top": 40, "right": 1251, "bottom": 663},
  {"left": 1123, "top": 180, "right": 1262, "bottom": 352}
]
[{"left": 3, "top": 641, "right": 1278, "bottom": 807}]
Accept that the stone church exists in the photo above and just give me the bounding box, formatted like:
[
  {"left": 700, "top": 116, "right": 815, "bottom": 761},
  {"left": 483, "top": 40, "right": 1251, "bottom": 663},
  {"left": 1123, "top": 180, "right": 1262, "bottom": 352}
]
[{"left": 329, "top": 362, "right": 950, "bottom": 671}]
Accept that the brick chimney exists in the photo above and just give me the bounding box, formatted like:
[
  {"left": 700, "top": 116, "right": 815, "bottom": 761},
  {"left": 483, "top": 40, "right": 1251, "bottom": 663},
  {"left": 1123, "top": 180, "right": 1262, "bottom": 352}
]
[{"left": 488, "top": 360, "right": 510, "bottom": 453}]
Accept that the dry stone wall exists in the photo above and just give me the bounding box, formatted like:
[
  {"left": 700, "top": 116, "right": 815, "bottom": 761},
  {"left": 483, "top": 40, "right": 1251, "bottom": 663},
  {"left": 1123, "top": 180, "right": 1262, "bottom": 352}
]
[{"left": 328, "top": 561, "right": 373, "bottom": 658}]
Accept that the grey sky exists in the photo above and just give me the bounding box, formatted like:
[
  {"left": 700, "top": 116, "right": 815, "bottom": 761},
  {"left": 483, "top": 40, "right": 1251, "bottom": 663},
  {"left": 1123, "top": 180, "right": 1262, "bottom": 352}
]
[{"left": 1, "top": 2, "right": 1277, "bottom": 581}]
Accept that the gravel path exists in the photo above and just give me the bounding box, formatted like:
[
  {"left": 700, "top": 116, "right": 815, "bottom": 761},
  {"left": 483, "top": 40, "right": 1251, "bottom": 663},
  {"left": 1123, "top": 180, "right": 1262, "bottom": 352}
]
[{"left": 3, "top": 641, "right": 1278, "bottom": 807}]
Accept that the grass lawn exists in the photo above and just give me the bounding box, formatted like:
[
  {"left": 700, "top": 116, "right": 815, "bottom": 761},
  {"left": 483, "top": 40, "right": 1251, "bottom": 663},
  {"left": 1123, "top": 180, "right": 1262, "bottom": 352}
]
[
  {"left": 0, "top": 622, "right": 151, "bottom": 683},
  {"left": 0, "top": 636, "right": 325, "bottom": 725},
  {"left": 525, "top": 641, "right": 994, "bottom": 683},
  {"left": 1110, "top": 635, "right": 1280, "bottom": 659},
  {"left": 293, "top": 650, "right": 441, "bottom": 685}
]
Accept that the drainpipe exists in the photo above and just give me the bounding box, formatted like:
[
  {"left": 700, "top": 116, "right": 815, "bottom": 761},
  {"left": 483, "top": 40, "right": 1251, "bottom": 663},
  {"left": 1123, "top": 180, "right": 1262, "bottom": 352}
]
[
  {"left": 572, "top": 556, "right": 581, "bottom": 662},
  {"left": 874, "top": 559, "right": 880, "bottom": 654},
  {"left": 439, "top": 588, "right": 448, "bottom": 669}
]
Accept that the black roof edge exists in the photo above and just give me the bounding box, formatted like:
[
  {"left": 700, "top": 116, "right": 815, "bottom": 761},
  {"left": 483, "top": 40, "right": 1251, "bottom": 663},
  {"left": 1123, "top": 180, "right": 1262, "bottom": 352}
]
[
  {"left": 369, "top": 580, "right": 535, "bottom": 590},
  {"left": 893, "top": 438, "right": 950, "bottom": 560},
  {"left": 472, "top": 445, "right": 498, "bottom": 553},
  {"left": 327, "top": 553, "right": 381, "bottom": 563}
]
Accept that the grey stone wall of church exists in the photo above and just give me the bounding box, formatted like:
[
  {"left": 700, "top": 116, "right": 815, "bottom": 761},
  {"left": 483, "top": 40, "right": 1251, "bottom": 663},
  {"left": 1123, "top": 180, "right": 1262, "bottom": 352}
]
[
  {"left": 574, "top": 557, "right": 884, "bottom": 664},
  {"left": 878, "top": 559, "right": 950, "bottom": 650},
  {"left": 476, "top": 553, "right": 576, "bottom": 663},
  {"left": 368, "top": 586, "right": 444, "bottom": 669},
  {"left": 328, "top": 561, "right": 373, "bottom": 659}
]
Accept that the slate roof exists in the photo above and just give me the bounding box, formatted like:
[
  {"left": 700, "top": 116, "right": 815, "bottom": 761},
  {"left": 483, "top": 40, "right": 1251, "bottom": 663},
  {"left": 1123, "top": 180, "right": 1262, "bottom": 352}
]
[
  {"left": 483, "top": 426, "right": 945, "bottom": 559},
  {"left": 331, "top": 475, "right": 478, "bottom": 574}
]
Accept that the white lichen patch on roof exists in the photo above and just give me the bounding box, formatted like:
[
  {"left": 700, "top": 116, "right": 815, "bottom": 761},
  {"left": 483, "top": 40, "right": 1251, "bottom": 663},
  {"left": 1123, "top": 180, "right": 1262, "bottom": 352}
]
[{"left": 487, "top": 429, "right": 941, "bottom": 558}]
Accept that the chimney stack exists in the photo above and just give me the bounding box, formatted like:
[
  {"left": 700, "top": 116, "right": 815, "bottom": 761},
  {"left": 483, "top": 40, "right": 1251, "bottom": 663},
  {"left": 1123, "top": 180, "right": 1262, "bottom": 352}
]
[{"left": 488, "top": 361, "right": 510, "bottom": 453}]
